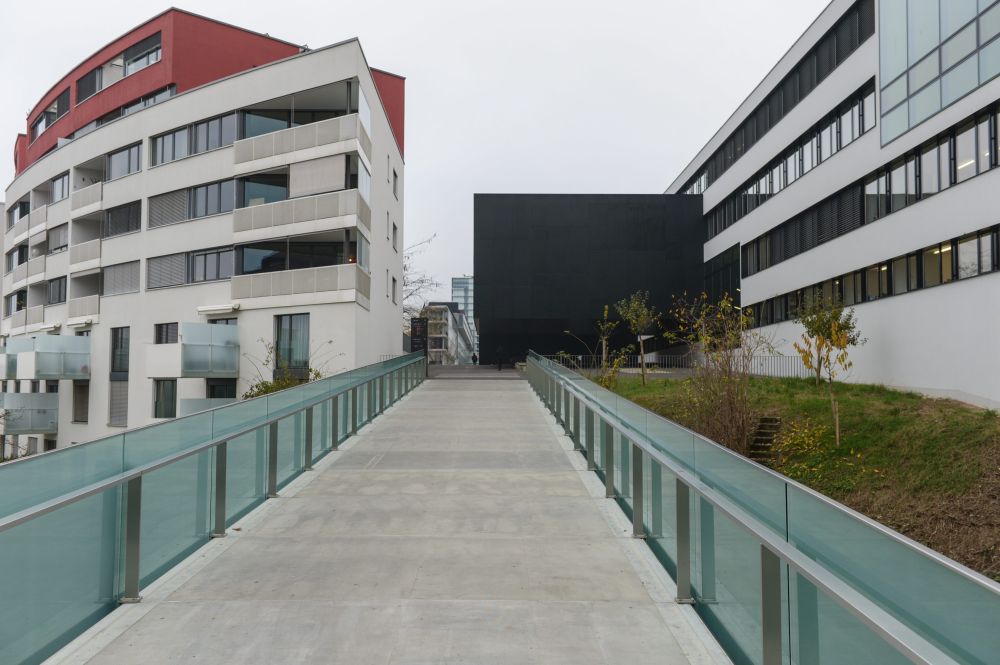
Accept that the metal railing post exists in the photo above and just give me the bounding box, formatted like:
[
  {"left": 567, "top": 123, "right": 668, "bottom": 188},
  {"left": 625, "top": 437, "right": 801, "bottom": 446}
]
[
  {"left": 761, "top": 545, "right": 783, "bottom": 665},
  {"left": 331, "top": 396, "right": 340, "bottom": 450},
  {"left": 676, "top": 479, "right": 694, "bottom": 603},
  {"left": 572, "top": 397, "right": 581, "bottom": 449},
  {"left": 650, "top": 462, "right": 662, "bottom": 537},
  {"left": 121, "top": 476, "right": 143, "bottom": 603},
  {"left": 304, "top": 407, "right": 314, "bottom": 471},
  {"left": 267, "top": 421, "right": 279, "bottom": 498},
  {"left": 603, "top": 420, "right": 614, "bottom": 498},
  {"left": 796, "top": 574, "right": 820, "bottom": 665},
  {"left": 584, "top": 406, "right": 595, "bottom": 470},
  {"left": 351, "top": 387, "right": 359, "bottom": 435},
  {"left": 368, "top": 380, "right": 375, "bottom": 422},
  {"left": 631, "top": 442, "right": 644, "bottom": 538},
  {"left": 700, "top": 497, "right": 717, "bottom": 602},
  {"left": 212, "top": 441, "right": 227, "bottom": 538}
]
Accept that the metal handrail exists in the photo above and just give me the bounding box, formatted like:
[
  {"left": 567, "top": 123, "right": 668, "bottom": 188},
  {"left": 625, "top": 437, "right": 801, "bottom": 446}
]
[
  {"left": 0, "top": 352, "right": 426, "bottom": 607},
  {"left": 528, "top": 352, "right": 998, "bottom": 665}
]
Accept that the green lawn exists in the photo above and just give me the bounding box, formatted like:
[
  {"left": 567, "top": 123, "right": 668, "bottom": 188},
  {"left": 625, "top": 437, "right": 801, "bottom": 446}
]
[{"left": 612, "top": 374, "right": 1000, "bottom": 579}]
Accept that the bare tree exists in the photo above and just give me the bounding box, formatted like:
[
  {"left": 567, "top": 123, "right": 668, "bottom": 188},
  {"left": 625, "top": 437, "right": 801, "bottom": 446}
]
[{"left": 402, "top": 234, "right": 442, "bottom": 330}]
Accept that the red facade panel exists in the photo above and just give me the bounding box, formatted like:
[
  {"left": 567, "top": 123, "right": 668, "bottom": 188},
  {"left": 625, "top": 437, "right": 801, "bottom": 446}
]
[
  {"left": 14, "top": 9, "right": 300, "bottom": 176},
  {"left": 372, "top": 69, "right": 406, "bottom": 158}
]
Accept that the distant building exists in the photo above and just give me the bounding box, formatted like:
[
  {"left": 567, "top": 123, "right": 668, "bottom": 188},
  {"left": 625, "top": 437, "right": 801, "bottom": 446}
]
[
  {"left": 424, "top": 302, "right": 474, "bottom": 364},
  {"left": 450, "top": 275, "right": 477, "bottom": 353}
]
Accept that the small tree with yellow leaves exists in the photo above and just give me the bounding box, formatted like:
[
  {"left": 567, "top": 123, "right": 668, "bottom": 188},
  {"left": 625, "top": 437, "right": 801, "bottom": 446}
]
[{"left": 793, "top": 297, "right": 865, "bottom": 446}]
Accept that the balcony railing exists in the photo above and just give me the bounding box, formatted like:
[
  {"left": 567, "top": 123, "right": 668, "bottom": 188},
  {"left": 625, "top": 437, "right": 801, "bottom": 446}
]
[
  {"left": 7, "top": 217, "right": 28, "bottom": 240},
  {"left": 0, "top": 392, "right": 58, "bottom": 434},
  {"left": 528, "top": 353, "right": 1000, "bottom": 665},
  {"left": 0, "top": 352, "right": 425, "bottom": 665},
  {"left": 27, "top": 255, "right": 45, "bottom": 279},
  {"left": 71, "top": 182, "right": 102, "bottom": 211},
  {"left": 232, "top": 114, "right": 371, "bottom": 164},
  {"left": 178, "top": 397, "right": 237, "bottom": 417},
  {"left": 25, "top": 306, "right": 44, "bottom": 326},
  {"left": 145, "top": 323, "right": 239, "bottom": 379},
  {"left": 232, "top": 189, "right": 371, "bottom": 236},
  {"left": 5, "top": 335, "right": 90, "bottom": 380},
  {"left": 231, "top": 263, "right": 370, "bottom": 301},
  {"left": 11, "top": 262, "right": 27, "bottom": 284},
  {"left": 69, "top": 238, "right": 101, "bottom": 265},
  {"left": 68, "top": 295, "right": 99, "bottom": 318},
  {"left": 28, "top": 205, "right": 47, "bottom": 233},
  {"left": 8, "top": 309, "right": 26, "bottom": 329}
]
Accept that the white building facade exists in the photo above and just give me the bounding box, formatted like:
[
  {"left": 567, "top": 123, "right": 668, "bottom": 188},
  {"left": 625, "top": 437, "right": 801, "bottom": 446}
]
[
  {"left": 1, "top": 12, "right": 405, "bottom": 454},
  {"left": 669, "top": 0, "right": 1000, "bottom": 408}
]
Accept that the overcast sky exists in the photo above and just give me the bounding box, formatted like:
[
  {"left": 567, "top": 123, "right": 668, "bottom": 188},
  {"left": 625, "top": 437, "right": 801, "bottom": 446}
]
[{"left": 0, "top": 0, "right": 830, "bottom": 302}]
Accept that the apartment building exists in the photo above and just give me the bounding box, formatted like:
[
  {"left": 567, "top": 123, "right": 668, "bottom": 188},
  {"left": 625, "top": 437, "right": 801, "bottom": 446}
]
[
  {"left": 668, "top": 0, "right": 1000, "bottom": 407},
  {"left": 1, "top": 9, "right": 405, "bottom": 454}
]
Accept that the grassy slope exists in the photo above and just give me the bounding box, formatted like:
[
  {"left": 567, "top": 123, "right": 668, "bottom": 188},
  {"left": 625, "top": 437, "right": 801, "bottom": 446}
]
[{"left": 613, "top": 374, "right": 1000, "bottom": 580}]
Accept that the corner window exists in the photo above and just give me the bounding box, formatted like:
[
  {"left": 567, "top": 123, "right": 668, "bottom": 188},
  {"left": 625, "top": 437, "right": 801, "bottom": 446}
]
[
  {"left": 124, "top": 33, "right": 162, "bottom": 77},
  {"left": 30, "top": 89, "right": 70, "bottom": 141}
]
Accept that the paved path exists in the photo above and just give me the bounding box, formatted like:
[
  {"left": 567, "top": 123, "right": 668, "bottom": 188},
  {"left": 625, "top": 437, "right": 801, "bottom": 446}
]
[{"left": 53, "top": 376, "right": 723, "bottom": 664}]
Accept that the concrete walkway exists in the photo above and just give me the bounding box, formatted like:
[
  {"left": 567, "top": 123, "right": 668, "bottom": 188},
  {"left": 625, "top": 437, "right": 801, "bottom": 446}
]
[{"left": 50, "top": 376, "right": 726, "bottom": 665}]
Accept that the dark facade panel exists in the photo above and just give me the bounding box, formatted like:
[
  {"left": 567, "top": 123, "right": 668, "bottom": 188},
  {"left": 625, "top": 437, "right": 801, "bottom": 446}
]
[{"left": 474, "top": 193, "right": 703, "bottom": 364}]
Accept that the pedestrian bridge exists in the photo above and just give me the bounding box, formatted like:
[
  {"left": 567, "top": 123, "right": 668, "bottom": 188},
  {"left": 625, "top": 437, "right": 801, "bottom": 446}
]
[{"left": 0, "top": 354, "right": 997, "bottom": 664}]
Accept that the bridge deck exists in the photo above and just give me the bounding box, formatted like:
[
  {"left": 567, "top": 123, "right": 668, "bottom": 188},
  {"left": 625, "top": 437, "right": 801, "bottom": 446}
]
[{"left": 51, "top": 375, "right": 723, "bottom": 664}]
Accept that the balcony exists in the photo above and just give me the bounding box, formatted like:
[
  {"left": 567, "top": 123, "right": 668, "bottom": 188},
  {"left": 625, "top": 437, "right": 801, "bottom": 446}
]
[
  {"left": 69, "top": 238, "right": 101, "bottom": 269},
  {"left": 70, "top": 182, "right": 103, "bottom": 217},
  {"left": 4, "top": 335, "right": 91, "bottom": 381},
  {"left": 232, "top": 114, "right": 371, "bottom": 170},
  {"left": 25, "top": 306, "right": 44, "bottom": 326},
  {"left": 0, "top": 392, "right": 58, "bottom": 434},
  {"left": 27, "top": 256, "right": 45, "bottom": 284},
  {"left": 10, "top": 262, "right": 27, "bottom": 285},
  {"left": 6, "top": 217, "right": 28, "bottom": 244},
  {"left": 68, "top": 295, "right": 100, "bottom": 319},
  {"left": 232, "top": 189, "right": 371, "bottom": 242},
  {"left": 145, "top": 322, "right": 239, "bottom": 379},
  {"left": 7, "top": 309, "right": 27, "bottom": 330},
  {"left": 231, "top": 263, "right": 371, "bottom": 306}
]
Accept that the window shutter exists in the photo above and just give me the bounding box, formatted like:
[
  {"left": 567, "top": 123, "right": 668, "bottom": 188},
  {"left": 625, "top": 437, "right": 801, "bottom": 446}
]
[
  {"left": 72, "top": 381, "right": 89, "bottom": 422},
  {"left": 149, "top": 190, "right": 189, "bottom": 228},
  {"left": 102, "top": 261, "right": 140, "bottom": 296},
  {"left": 147, "top": 253, "right": 187, "bottom": 288},
  {"left": 108, "top": 380, "right": 128, "bottom": 427}
]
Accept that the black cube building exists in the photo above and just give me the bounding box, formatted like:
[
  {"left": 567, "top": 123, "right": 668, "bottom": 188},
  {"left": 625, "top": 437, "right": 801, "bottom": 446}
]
[{"left": 474, "top": 193, "right": 704, "bottom": 364}]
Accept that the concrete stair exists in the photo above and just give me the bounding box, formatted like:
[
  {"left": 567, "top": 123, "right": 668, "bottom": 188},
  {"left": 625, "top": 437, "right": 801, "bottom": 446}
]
[{"left": 749, "top": 416, "right": 781, "bottom": 464}]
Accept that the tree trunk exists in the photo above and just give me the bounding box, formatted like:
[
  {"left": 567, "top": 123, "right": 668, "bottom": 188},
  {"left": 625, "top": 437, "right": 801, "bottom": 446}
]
[
  {"left": 829, "top": 384, "right": 840, "bottom": 447},
  {"left": 814, "top": 346, "right": 822, "bottom": 387},
  {"left": 602, "top": 338, "right": 608, "bottom": 370},
  {"left": 639, "top": 337, "right": 647, "bottom": 386}
]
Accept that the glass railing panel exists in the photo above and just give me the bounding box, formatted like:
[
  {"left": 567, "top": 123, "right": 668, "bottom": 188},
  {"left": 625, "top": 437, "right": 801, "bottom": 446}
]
[
  {"left": 212, "top": 398, "right": 269, "bottom": 441},
  {"left": 275, "top": 413, "right": 305, "bottom": 489},
  {"left": 786, "top": 484, "right": 1000, "bottom": 664},
  {"left": 646, "top": 459, "right": 679, "bottom": 578},
  {"left": 614, "top": 432, "right": 631, "bottom": 503},
  {"left": 0, "top": 486, "right": 121, "bottom": 665},
  {"left": 122, "top": 412, "right": 214, "bottom": 469},
  {"left": 338, "top": 391, "right": 350, "bottom": 441},
  {"left": 645, "top": 416, "right": 698, "bottom": 469},
  {"left": 178, "top": 398, "right": 236, "bottom": 417},
  {"left": 315, "top": 399, "right": 331, "bottom": 458},
  {"left": 225, "top": 429, "right": 268, "bottom": 526},
  {"left": 0, "top": 434, "right": 123, "bottom": 520},
  {"left": 691, "top": 503, "right": 771, "bottom": 665},
  {"left": 139, "top": 449, "right": 214, "bottom": 587},
  {"left": 788, "top": 573, "right": 909, "bottom": 665}
]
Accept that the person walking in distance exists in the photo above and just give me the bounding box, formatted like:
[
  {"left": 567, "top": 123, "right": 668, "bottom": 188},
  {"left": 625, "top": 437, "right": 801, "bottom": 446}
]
[{"left": 495, "top": 346, "right": 505, "bottom": 371}]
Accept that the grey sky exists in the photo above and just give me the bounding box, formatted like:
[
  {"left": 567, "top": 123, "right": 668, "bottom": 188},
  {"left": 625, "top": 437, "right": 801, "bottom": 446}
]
[{"left": 0, "top": 0, "right": 830, "bottom": 302}]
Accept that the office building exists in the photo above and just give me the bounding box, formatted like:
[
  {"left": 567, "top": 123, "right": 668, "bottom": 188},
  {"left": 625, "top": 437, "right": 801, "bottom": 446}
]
[
  {"left": 669, "top": 0, "right": 1000, "bottom": 406},
  {"left": 450, "top": 275, "right": 478, "bottom": 354},
  {"left": 1, "top": 9, "right": 405, "bottom": 454}
]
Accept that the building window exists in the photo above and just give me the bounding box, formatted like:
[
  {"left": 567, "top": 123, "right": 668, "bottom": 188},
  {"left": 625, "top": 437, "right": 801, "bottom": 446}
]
[
  {"left": 152, "top": 114, "right": 236, "bottom": 166},
  {"left": 153, "top": 379, "right": 177, "bottom": 418},
  {"left": 239, "top": 174, "right": 287, "bottom": 207},
  {"left": 7, "top": 201, "right": 29, "bottom": 230},
  {"left": 48, "top": 224, "right": 69, "bottom": 254},
  {"left": 190, "top": 180, "right": 235, "bottom": 218},
  {"left": 147, "top": 253, "right": 188, "bottom": 289},
  {"left": 47, "top": 277, "right": 67, "bottom": 305},
  {"left": 392, "top": 223, "right": 398, "bottom": 251},
  {"left": 190, "top": 248, "right": 235, "bottom": 283},
  {"left": 6, "top": 245, "right": 27, "bottom": 272},
  {"left": 392, "top": 276, "right": 398, "bottom": 304},
  {"left": 358, "top": 161, "right": 371, "bottom": 203},
  {"left": 103, "top": 201, "right": 141, "bottom": 238},
  {"left": 51, "top": 173, "right": 69, "bottom": 202},
  {"left": 154, "top": 322, "right": 178, "bottom": 344},
  {"left": 275, "top": 314, "right": 310, "bottom": 370},
  {"left": 124, "top": 33, "right": 162, "bottom": 76},
  {"left": 43, "top": 439, "right": 56, "bottom": 452},
  {"left": 392, "top": 170, "right": 398, "bottom": 199},
  {"left": 101, "top": 261, "right": 140, "bottom": 296},
  {"left": 77, "top": 67, "right": 101, "bottom": 102},
  {"left": 110, "top": 327, "right": 130, "bottom": 374},
  {"left": 209, "top": 318, "right": 237, "bottom": 326},
  {"left": 152, "top": 127, "right": 189, "bottom": 165},
  {"left": 30, "top": 89, "right": 70, "bottom": 141},
  {"left": 207, "top": 378, "right": 237, "bottom": 399},
  {"left": 45, "top": 380, "right": 58, "bottom": 394},
  {"left": 5, "top": 290, "right": 26, "bottom": 317},
  {"left": 955, "top": 123, "right": 976, "bottom": 183},
  {"left": 107, "top": 144, "right": 141, "bottom": 180}
]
